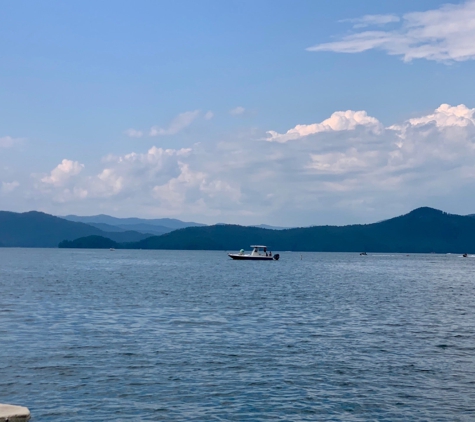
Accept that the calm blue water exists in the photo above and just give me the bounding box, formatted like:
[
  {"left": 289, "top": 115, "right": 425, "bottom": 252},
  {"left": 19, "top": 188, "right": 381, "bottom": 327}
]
[{"left": 1, "top": 249, "right": 475, "bottom": 421}]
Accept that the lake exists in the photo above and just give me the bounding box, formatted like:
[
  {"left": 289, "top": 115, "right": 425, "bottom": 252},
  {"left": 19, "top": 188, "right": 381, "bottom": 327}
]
[{"left": 1, "top": 249, "right": 474, "bottom": 421}]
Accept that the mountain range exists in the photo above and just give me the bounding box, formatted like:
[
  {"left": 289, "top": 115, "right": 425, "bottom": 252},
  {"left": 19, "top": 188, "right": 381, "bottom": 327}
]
[
  {"left": 0, "top": 211, "right": 292, "bottom": 248},
  {"left": 3, "top": 207, "right": 475, "bottom": 252},
  {"left": 58, "top": 207, "right": 475, "bottom": 254},
  {"left": 0, "top": 211, "right": 152, "bottom": 247},
  {"left": 63, "top": 215, "right": 289, "bottom": 233},
  {"left": 61, "top": 214, "right": 206, "bottom": 236}
]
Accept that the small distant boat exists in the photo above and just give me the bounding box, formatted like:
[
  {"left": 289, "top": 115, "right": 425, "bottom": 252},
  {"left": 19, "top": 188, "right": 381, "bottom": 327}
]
[
  {"left": 360, "top": 252, "right": 367, "bottom": 256},
  {"left": 110, "top": 248, "right": 115, "bottom": 251},
  {"left": 463, "top": 253, "right": 468, "bottom": 258},
  {"left": 228, "top": 245, "right": 280, "bottom": 261}
]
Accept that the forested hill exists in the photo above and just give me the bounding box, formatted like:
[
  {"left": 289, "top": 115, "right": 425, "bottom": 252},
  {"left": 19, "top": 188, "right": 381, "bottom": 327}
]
[
  {"left": 125, "top": 207, "right": 475, "bottom": 253},
  {"left": 6, "top": 207, "right": 475, "bottom": 253},
  {"left": 0, "top": 211, "right": 153, "bottom": 247}
]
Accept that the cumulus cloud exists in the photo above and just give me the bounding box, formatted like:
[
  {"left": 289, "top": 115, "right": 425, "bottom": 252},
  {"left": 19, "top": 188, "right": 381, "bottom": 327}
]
[
  {"left": 124, "top": 129, "right": 144, "bottom": 138},
  {"left": 297, "top": 104, "right": 475, "bottom": 192},
  {"left": 308, "top": 0, "right": 475, "bottom": 62},
  {"left": 230, "top": 106, "right": 246, "bottom": 116},
  {"left": 86, "top": 147, "right": 192, "bottom": 198},
  {"left": 406, "top": 103, "right": 475, "bottom": 128},
  {"left": 258, "top": 103, "right": 475, "bottom": 222},
  {"left": 266, "top": 110, "right": 382, "bottom": 142},
  {"left": 149, "top": 110, "right": 200, "bottom": 136},
  {"left": 41, "top": 159, "right": 84, "bottom": 187},
  {"left": 389, "top": 104, "right": 475, "bottom": 138},
  {"left": 20, "top": 102, "right": 475, "bottom": 225},
  {"left": 152, "top": 161, "right": 241, "bottom": 211},
  {"left": 0, "top": 136, "right": 22, "bottom": 148},
  {"left": 76, "top": 146, "right": 241, "bottom": 215},
  {"left": 152, "top": 162, "right": 205, "bottom": 207}
]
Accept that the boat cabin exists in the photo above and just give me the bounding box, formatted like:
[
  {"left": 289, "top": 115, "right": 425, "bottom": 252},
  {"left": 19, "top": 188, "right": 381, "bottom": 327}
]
[{"left": 250, "top": 245, "right": 272, "bottom": 257}]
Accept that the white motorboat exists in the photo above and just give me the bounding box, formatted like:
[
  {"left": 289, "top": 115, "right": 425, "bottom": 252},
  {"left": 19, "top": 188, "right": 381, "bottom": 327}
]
[{"left": 228, "top": 245, "right": 280, "bottom": 261}]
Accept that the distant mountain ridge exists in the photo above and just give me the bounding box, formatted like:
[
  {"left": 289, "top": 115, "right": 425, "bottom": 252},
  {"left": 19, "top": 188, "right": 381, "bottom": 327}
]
[
  {"left": 5, "top": 207, "right": 475, "bottom": 253},
  {"left": 251, "top": 224, "right": 291, "bottom": 230},
  {"left": 86, "top": 222, "right": 170, "bottom": 236},
  {"left": 0, "top": 211, "right": 154, "bottom": 247},
  {"left": 62, "top": 214, "right": 205, "bottom": 230},
  {"left": 62, "top": 214, "right": 289, "bottom": 232},
  {"left": 61, "top": 207, "right": 475, "bottom": 253}
]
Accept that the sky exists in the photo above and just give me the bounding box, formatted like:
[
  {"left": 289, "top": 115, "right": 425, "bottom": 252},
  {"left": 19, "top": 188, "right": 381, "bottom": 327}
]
[{"left": 2, "top": 0, "right": 475, "bottom": 226}]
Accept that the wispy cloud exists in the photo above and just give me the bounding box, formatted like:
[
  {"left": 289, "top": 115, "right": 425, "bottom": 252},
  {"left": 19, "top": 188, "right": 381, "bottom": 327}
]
[
  {"left": 340, "top": 14, "right": 400, "bottom": 29},
  {"left": 124, "top": 129, "right": 144, "bottom": 138},
  {"left": 0, "top": 136, "right": 23, "bottom": 148},
  {"left": 308, "top": 0, "right": 475, "bottom": 62},
  {"left": 204, "top": 111, "right": 214, "bottom": 120},
  {"left": 149, "top": 110, "right": 200, "bottom": 136},
  {"left": 1, "top": 181, "right": 19, "bottom": 193},
  {"left": 230, "top": 106, "right": 246, "bottom": 116}
]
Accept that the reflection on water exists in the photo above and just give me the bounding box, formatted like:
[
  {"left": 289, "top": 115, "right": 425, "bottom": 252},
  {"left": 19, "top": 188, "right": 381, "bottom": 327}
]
[{"left": 1, "top": 249, "right": 475, "bottom": 421}]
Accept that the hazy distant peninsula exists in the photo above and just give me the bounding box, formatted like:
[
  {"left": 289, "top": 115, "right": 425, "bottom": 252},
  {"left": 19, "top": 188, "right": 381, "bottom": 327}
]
[
  {"left": 55, "top": 207, "right": 475, "bottom": 254},
  {"left": 61, "top": 214, "right": 205, "bottom": 235},
  {"left": 59, "top": 235, "right": 120, "bottom": 249}
]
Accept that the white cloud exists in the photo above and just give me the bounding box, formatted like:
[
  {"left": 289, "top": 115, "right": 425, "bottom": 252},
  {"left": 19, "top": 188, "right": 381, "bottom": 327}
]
[
  {"left": 261, "top": 103, "right": 475, "bottom": 222},
  {"left": 41, "top": 159, "right": 84, "bottom": 187},
  {"left": 18, "top": 102, "right": 475, "bottom": 225},
  {"left": 149, "top": 110, "right": 200, "bottom": 136},
  {"left": 299, "top": 104, "right": 475, "bottom": 184},
  {"left": 307, "top": 150, "right": 380, "bottom": 174},
  {"left": 124, "top": 129, "right": 144, "bottom": 138},
  {"left": 308, "top": 0, "right": 475, "bottom": 62},
  {"left": 0, "top": 136, "right": 22, "bottom": 148},
  {"left": 389, "top": 104, "right": 475, "bottom": 139},
  {"left": 266, "top": 110, "right": 382, "bottom": 142},
  {"left": 2, "top": 181, "right": 19, "bottom": 193},
  {"left": 407, "top": 103, "right": 475, "bottom": 128},
  {"left": 341, "top": 14, "right": 400, "bottom": 28},
  {"left": 152, "top": 162, "right": 206, "bottom": 211},
  {"left": 96, "top": 168, "right": 124, "bottom": 196},
  {"left": 86, "top": 146, "right": 192, "bottom": 198},
  {"left": 230, "top": 106, "right": 246, "bottom": 116},
  {"left": 204, "top": 111, "right": 214, "bottom": 120},
  {"left": 152, "top": 162, "right": 241, "bottom": 213}
]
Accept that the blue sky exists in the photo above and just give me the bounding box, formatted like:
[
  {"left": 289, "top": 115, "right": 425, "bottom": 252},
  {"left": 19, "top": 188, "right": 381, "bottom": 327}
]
[{"left": 2, "top": 0, "right": 475, "bottom": 225}]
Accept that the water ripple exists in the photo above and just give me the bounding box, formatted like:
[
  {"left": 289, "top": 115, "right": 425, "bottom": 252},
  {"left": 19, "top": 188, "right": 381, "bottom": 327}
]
[{"left": 1, "top": 249, "right": 475, "bottom": 421}]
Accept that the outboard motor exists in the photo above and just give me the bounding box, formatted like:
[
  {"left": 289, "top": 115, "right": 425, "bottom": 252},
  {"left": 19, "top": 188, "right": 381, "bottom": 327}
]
[{"left": 273, "top": 254, "right": 280, "bottom": 261}]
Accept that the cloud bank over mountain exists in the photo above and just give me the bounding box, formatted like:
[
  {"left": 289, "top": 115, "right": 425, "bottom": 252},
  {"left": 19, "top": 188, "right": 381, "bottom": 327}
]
[{"left": 3, "top": 103, "right": 475, "bottom": 226}]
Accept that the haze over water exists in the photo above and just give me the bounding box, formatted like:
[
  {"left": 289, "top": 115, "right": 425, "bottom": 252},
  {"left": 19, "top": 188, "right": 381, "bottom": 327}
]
[{"left": 1, "top": 249, "right": 475, "bottom": 421}]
